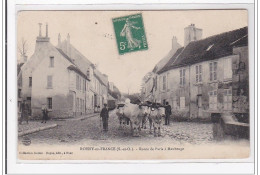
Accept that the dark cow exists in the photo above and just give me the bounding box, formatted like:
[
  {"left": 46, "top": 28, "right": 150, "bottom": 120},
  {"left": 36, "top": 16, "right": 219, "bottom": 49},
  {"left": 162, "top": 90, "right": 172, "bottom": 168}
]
[{"left": 148, "top": 103, "right": 166, "bottom": 137}]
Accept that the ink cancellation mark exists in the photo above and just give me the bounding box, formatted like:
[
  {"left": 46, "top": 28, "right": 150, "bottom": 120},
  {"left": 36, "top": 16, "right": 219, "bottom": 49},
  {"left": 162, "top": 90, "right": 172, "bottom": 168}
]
[{"left": 112, "top": 13, "right": 148, "bottom": 55}]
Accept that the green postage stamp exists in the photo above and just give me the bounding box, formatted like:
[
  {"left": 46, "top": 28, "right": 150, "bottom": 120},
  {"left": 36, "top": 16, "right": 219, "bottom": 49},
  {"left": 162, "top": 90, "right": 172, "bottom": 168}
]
[{"left": 112, "top": 13, "right": 148, "bottom": 55}]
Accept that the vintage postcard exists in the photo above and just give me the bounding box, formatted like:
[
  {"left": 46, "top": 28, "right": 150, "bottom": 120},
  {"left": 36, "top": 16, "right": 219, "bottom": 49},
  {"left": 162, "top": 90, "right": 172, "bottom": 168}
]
[{"left": 16, "top": 10, "right": 250, "bottom": 160}]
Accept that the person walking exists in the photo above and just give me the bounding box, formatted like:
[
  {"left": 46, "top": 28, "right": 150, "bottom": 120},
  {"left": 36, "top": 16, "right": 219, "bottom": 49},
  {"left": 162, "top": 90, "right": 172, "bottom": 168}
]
[
  {"left": 100, "top": 104, "right": 109, "bottom": 132},
  {"left": 164, "top": 102, "right": 172, "bottom": 125},
  {"left": 41, "top": 104, "right": 49, "bottom": 123},
  {"left": 19, "top": 100, "right": 29, "bottom": 124}
]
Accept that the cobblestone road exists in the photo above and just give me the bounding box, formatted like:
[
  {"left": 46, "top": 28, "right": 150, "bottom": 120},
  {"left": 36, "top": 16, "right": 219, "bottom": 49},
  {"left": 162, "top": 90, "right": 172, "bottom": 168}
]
[{"left": 18, "top": 111, "right": 248, "bottom": 146}]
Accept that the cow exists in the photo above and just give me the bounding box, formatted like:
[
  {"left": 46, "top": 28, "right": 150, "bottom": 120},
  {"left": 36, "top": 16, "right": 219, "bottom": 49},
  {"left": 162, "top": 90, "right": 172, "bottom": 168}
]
[
  {"left": 115, "top": 103, "right": 130, "bottom": 130},
  {"left": 117, "top": 99, "right": 149, "bottom": 137},
  {"left": 141, "top": 101, "right": 152, "bottom": 129},
  {"left": 148, "top": 103, "right": 166, "bottom": 137}
]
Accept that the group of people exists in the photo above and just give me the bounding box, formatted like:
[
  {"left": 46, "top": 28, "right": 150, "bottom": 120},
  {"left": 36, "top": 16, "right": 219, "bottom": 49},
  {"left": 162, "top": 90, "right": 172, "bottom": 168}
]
[
  {"left": 19, "top": 100, "right": 49, "bottom": 124},
  {"left": 99, "top": 101, "right": 172, "bottom": 132}
]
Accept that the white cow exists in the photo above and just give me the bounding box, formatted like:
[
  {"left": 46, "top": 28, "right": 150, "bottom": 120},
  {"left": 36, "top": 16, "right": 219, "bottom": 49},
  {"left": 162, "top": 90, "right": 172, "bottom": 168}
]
[
  {"left": 117, "top": 99, "right": 149, "bottom": 136},
  {"left": 148, "top": 104, "right": 166, "bottom": 137}
]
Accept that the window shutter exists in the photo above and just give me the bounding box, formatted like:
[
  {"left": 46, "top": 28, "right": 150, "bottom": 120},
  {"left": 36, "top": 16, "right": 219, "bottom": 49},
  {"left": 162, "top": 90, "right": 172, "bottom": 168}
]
[{"left": 47, "top": 76, "right": 52, "bottom": 88}]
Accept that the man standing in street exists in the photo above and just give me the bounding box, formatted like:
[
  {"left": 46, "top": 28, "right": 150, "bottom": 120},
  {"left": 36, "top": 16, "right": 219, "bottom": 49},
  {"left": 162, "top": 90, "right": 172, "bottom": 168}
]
[
  {"left": 19, "top": 100, "right": 29, "bottom": 124},
  {"left": 100, "top": 104, "right": 109, "bottom": 132},
  {"left": 41, "top": 104, "right": 49, "bottom": 123},
  {"left": 164, "top": 102, "right": 172, "bottom": 125}
]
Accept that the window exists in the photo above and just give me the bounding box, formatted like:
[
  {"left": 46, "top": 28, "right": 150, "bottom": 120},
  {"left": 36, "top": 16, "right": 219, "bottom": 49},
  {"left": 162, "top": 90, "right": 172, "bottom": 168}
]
[
  {"left": 83, "top": 100, "right": 85, "bottom": 113},
  {"left": 180, "top": 97, "right": 185, "bottom": 109},
  {"left": 76, "top": 75, "right": 79, "bottom": 90},
  {"left": 18, "top": 89, "right": 22, "bottom": 98},
  {"left": 79, "top": 76, "right": 81, "bottom": 90},
  {"left": 29, "top": 77, "right": 32, "bottom": 87},
  {"left": 180, "top": 69, "right": 186, "bottom": 86},
  {"left": 18, "top": 76, "right": 22, "bottom": 87},
  {"left": 47, "top": 76, "right": 53, "bottom": 88},
  {"left": 47, "top": 98, "right": 52, "bottom": 109},
  {"left": 76, "top": 98, "right": 79, "bottom": 112},
  {"left": 173, "top": 98, "right": 177, "bottom": 109},
  {"left": 209, "top": 62, "right": 217, "bottom": 81},
  {"left": 196, "top": 65, "right": 202, "bottom": 83},
  {"left": 223, "top": 58, "right": 232, "bottom": 80},
  {"left": 83, "top": 79, "right": 86, "bottom": 92},
  {"left": 209, "top": 90, "right": 217, "bottom": 110},
  {"left": 154, "top": 76, "right": 158, "bottom": 90},
  {"left": 163, "top": 75, "right": 166, "bottom": 91},
  {"left": 49, "top": 56, "right": 54, "bottom": 67},
  {"left": 223, "top": 89, "right": 232, "bottom": 110},
  {"left": 80, "top": 99, "right": 82, "bottom": 112}
]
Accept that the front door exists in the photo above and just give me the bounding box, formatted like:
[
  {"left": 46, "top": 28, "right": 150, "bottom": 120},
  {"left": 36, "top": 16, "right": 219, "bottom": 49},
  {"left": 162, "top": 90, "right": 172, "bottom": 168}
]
[
  {"left": 26, "top": 97, "right": 31, "bottom": 115},
  {"left": 197, "top": 95, "right": 202, "bottom": 117}
]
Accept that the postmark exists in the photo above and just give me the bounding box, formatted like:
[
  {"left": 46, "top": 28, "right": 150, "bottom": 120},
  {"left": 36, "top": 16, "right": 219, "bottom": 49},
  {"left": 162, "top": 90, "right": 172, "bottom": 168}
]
[{"left": 112, "top": 13, "right": 148, "bottom": 55}]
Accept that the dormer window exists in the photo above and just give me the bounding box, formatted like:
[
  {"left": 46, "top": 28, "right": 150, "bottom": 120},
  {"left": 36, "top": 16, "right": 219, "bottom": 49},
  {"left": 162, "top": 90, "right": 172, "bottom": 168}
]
[{"left": 206, "top": 44, "right": 214, "bottom": 51}]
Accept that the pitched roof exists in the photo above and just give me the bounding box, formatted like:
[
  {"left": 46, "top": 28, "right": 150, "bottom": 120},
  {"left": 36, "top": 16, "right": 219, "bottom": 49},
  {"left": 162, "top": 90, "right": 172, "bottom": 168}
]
[
  {"left": 158, "top": 26, "right": 248, "bottom": 74},
  {"left": 152, "top": 44, "right": 181, "bottom": 73},
  {"left": 56, "top": 47, "right": 90, "bottom": 81},
  {"left": 60, "top": 40, "right": 108, "bottom": 86},
  {"left": 56, "top": 48, "right": 75, "bottom": 65},
  {"left": 67, "top": 65, "right": 90, "bottom": 81}
]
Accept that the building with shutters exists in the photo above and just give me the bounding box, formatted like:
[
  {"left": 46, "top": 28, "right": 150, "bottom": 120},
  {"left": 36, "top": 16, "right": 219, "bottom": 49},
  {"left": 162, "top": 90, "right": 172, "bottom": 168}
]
[
  {"left": 18, "top": 23, "right": 108, "bottom": 118},
  {"left": 142, "top": 24, "right": 248, "bottom": 120}
]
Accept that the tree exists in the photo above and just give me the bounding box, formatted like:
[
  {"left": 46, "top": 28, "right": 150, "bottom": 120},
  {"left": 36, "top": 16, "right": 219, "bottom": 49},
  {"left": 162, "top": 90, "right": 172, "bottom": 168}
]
[
  {"left": 18, "top": 38, "right": 28, "bottom": 57},
  {"left": 17, "top": 38, "right": 29, "bottom": 75}
]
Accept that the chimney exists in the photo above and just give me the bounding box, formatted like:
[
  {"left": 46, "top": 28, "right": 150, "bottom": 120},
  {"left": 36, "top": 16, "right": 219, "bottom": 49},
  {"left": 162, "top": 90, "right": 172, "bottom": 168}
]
[
  {"left": 38, "top": 23, "right": 42, "bottom": 37},
  {"left": 172, "top": 36, "right": 181, "bottom": 53},
  {"left": 66, "top": 33, "right": 71, "bottom": 57},
  {"left": 36, "top": 22, "right": 50, "bottom": 42},
  {"left": 58, "top": 33, "right": 61, "bottom": 48},
  {"left": 184, "top": 23, "right": 202, "bottom": 46},
  {"left": 45, "top": 23, "right": 48, "bottom": 37},
  {"left": 67, "top": 33, "right": 70, "bottom": 44}
]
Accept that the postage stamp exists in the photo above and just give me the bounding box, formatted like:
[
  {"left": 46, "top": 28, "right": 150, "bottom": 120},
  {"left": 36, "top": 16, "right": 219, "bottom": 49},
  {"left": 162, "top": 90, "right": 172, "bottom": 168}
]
[{"left": 112, "top": 13, "right": 148, "bottom": 55}]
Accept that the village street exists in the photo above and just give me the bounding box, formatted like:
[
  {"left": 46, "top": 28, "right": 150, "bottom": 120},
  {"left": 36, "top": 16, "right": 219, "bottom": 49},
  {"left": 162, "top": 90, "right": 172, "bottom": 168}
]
[{"left": 18, "top": 111, "right": 248, "bottom": 146}]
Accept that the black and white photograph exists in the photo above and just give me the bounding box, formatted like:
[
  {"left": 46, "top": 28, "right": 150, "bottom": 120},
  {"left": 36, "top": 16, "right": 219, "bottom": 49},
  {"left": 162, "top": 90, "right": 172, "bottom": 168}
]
[{"left": 15, "top": 9, "right": 251, "bottom": 160}]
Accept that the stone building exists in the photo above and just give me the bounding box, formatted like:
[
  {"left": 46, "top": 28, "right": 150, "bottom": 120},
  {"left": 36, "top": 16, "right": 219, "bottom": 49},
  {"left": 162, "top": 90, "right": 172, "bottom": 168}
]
[
  {"left": 18, "top": 23, "right": 108, "bottom": 118},
  {"left": 142, "top": 25, "right": 248, "bottom": 120},
  {"left": 58, "top": 35, "right": 108, "bottom": 113}
]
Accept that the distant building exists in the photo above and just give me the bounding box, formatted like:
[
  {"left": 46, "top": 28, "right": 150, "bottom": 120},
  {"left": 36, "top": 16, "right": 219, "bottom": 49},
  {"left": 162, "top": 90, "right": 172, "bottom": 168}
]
[
  {"left": 18, "top": 23, "right": 108, "bottom": 118},
  {"left": 142, "top": 25, "right": 248, "bottom": 120},
  {"left": 108, "top": 82, "right": 114, "bottom": 91}
]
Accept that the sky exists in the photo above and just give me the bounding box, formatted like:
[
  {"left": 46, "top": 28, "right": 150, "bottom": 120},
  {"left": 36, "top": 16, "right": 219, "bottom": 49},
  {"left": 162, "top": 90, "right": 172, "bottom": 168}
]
[{"left": 17, "top": 10, "right": 247, "bottom": 94}]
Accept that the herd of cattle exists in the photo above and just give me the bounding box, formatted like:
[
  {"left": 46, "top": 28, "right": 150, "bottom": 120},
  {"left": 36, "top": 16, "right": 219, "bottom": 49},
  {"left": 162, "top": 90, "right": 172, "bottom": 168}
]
[{"left": 111, "top": 99, "right": 166, "bottom": 137}]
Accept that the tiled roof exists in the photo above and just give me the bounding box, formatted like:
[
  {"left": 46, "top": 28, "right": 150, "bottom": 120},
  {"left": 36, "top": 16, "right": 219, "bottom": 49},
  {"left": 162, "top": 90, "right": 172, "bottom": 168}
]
[{"left": 158, "top": 26, "right": 248, "bottom": 74}]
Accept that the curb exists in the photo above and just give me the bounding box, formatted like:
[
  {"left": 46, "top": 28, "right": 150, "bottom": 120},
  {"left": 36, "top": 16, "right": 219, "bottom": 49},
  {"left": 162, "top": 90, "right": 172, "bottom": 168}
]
[
  {"left": 18, "top": 124, "right": 58, "bottom": 137},
  {"left": 69, "top": 113, "right": 99, "bottom": 121}
]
